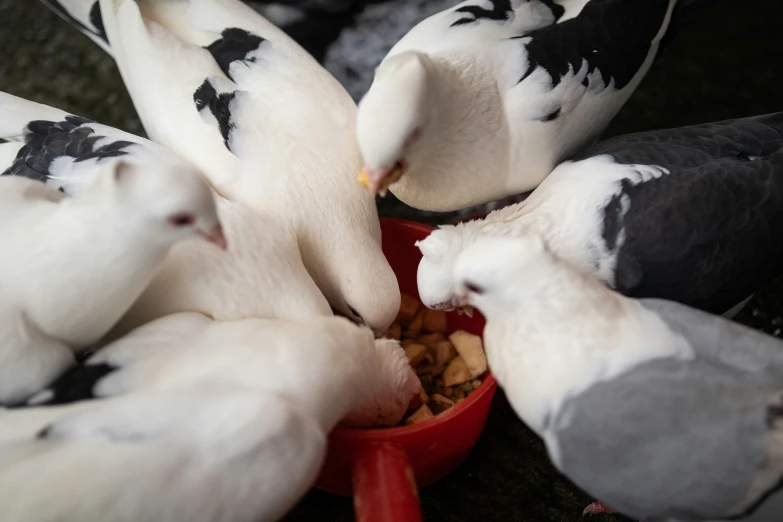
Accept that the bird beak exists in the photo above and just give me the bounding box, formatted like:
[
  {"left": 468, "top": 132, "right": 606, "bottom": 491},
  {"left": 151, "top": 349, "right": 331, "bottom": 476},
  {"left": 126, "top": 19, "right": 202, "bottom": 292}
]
[
  {"left": 199, "top": 224, "right": 228, "bottom": 250},
  {"left": 456, "top": 305, "right": 475, "bottom": 317},
  {"left": 357, "top": 163, "right": 405, "bottom": 197},
  {"left": 454, "top": 290, "right": 470, "bottom": 308}
]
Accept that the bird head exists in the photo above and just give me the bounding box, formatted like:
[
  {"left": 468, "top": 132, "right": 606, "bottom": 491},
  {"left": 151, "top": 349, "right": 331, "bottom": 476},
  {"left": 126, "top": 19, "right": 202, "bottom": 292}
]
[
  {"left": 453, "top": 234, "right": 552, "bottom": 318},
  {"left": 329, "top": 245, "right": 401, "bottom": 338},
  {"left": 356, "top": 51, "right": 433, "bottom": 196},
  {"left": 254, "top": 316, "right": 418, "bottom": 428},
  {"left": 416, "top": 225, "right": 467, "bottom": 311},
  {"left": 342, "top": 337, "right": 422, "bottom": 428},
  {"left": 100, "top": 160, "right": 226, "bottom": 250}
]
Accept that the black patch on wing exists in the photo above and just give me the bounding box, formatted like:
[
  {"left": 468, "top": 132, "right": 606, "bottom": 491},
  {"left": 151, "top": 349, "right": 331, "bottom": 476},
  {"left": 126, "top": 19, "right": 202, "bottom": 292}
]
[
  {"left": 205, "top": 28, "right": 266, "bottom": 81},
  {"left": 1, "top": 116, "right": 134, "bottom": 189},
  {"left": 193, "top": 80, "right": 237, "bottom": 152},
  {"left": 539, "top": 0, "right": 565, "bottom": 20},
  {"left": 36, "top": 425, "right": 56, "bottom": 439},
  {"left": 451, "top": 0, "right": 513, "bottom": 27},
  {"left": 587, "top": 113, "right": 783, "bottom": 314},
  {"left": 451, "top": 0, "right": 565, "bottom": 27},
  {"left": 767, "top": 396, "right": 783, "bottom": 429},
  {"left": 516, "top": 0, "right": 671, "bottom": 90},
  {"left": 30, "top": 363, "right": 116, "bottom": 407},
  {"left": 539, "top": 106, "right": 562, "bottom": 122},
  {"left": 89, "top": 1, "right": 108, "bottom": 44},
  {"left": 39, "top": 0, "right": 109, "bottom": 46}
]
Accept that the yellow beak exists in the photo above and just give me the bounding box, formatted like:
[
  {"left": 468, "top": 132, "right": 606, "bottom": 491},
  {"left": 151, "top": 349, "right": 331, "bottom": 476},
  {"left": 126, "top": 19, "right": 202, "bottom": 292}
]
[{"left": 357, "top": 165, "right": 404, "bottom": 196}]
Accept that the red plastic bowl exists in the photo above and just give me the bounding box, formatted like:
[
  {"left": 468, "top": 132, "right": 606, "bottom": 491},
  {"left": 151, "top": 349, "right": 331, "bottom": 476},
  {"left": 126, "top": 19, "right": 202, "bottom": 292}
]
[{"left": 314, "top": 218, "right": 498, "bottom": 522}]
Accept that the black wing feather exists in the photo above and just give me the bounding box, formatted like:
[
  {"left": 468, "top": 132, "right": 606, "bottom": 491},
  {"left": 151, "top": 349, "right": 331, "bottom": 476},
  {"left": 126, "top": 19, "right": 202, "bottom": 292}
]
[
  {"left": 516, "top": 0, "right": 671, "bottom": 89},
  {"left": 1, "top": 116, "right": 134, "bottom": 189},
  {"left": 585, "top": 113, "right": 783, "bottom": 313},
  {"left": 31, "top": 363, "right": 116, "bottom": 407}
]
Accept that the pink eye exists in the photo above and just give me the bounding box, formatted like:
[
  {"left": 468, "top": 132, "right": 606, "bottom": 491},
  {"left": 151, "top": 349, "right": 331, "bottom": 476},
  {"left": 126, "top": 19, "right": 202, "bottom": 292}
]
[{"left": 168, "top": 212, "right": 196, "bottom": 227}]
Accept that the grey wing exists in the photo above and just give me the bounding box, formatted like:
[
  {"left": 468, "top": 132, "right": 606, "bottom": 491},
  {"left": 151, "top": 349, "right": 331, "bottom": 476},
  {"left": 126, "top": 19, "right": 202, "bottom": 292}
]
[
  {"left": 571, "top": 113, "right": 783, "bottom": 167},
  {"left": 640, "top": 299, "right": 783, "bottom": 379},
  {"left": 591, "top": 114, "right": 783, "bottom": 314},
  {"left": 552, "top": 356, "right": 782, "bottom": 520},
  {"left": 1, "top": 115, "right": 156, "bottom": 196}
]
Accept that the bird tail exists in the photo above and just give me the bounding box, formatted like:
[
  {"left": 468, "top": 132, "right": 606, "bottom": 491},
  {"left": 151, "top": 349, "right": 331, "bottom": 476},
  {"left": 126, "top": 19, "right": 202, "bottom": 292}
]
[
  {"left": 0, "top": 91, "right": 70, "bottom": 143},
  {"left": 39, "top": 0, "right": 113, "bottom": 56},
  {"left": 655, "top": 0, "right": 720, "bottom": 62}
]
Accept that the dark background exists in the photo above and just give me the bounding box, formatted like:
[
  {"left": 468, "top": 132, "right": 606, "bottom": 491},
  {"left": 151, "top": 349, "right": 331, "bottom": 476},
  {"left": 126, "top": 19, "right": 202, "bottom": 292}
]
[{"left": 1, "top": 1, "right": 782, "bottom": 520}]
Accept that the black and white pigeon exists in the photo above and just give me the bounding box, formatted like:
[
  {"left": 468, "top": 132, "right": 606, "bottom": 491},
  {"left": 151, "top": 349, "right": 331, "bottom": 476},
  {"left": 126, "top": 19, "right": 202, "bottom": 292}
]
[
  {"left": 355, "top": 0, "right": 711, "bottom": 211},
  {"left": 41, "top": 0, "right": 401, "bottom": 336},
  {"left": 416, "top": 112, "right": 783, "bottom": 317},
  {"left": 0, "top": 91, "right": 332, "bottom": 340},
  {"left": 0, "top": 313, "right": 421, "bottom": 522},
  {"left": 0, "top": 92, "right": 225, "bottom": 405},
  {"left": 453, "top": 235, "right": 783, "bottom": 522}
]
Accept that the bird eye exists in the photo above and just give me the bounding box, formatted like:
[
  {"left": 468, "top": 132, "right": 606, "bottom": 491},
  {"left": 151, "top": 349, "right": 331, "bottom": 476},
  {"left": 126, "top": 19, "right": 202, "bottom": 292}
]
[
  {"left": 167, "top": 212, "right": 196, "bottom": 227},
  {"left": 347, "top": 305, "right": 363, "bottom": 321},
  {"left": 465, "top": 281, "right": 485, "bottom": 295}
]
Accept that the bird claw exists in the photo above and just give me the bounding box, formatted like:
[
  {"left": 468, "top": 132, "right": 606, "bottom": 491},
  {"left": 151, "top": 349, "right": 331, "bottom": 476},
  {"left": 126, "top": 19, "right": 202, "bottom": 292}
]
[
  {"left": 582, "top": 502, "right": 616, "bottom": 516},
  {"left": 582, "top": 501, "right": 645, "bottom": 521}
]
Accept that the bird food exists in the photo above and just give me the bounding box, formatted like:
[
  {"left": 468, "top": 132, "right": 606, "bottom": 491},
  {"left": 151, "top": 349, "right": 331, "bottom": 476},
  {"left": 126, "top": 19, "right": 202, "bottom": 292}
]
[{"left": 391, "top": 293, "right": 488, "bottom": 425}]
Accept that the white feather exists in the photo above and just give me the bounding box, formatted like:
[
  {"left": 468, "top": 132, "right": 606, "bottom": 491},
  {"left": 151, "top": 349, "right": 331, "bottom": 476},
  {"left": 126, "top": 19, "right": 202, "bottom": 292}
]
[
  {"left": 0, "top": 312, "right": 421, "bottom": 521},
  {"left": 416, "top": 155, "right": 663, "bottom": 309},
  {"left": 356, "top": 0, "right": 677, "bottom": 211},
  {"left": 109, "top": 198, "right": 332, "bottom": 337},
  {"left": 0, "top": 92, "right": 331, "bottom": 337},
  {"left": 90, "top": 313, "right": 422, "bottom": 428},
  {"left": 0, "top": 389, "right": 326, "bottom": 522},
  {"left": 452, "top": 235, "right": 692, "bottom": 434},
  {"left": 93, "top": 0, "right": 400, "bottom": 333},
  {"left": 0, "top": 160, "right": 220, "bottom": 404}
]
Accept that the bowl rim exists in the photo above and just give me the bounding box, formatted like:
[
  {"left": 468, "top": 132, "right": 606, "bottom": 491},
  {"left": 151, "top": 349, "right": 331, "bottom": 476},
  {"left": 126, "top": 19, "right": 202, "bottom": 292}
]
[{"left": 331, "top": 372, "right": 497, "bottom": 440}]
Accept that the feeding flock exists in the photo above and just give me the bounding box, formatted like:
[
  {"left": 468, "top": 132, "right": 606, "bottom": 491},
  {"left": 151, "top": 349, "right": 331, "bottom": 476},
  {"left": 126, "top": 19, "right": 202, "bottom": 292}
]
[{"left": 0, "top": 0, "right": 781, "bottom": 521}]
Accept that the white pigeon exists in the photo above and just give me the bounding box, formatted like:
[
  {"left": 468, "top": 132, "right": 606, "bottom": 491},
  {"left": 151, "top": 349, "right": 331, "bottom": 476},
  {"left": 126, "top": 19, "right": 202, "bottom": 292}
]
[
  {"left": 42, "top": 0, "right": 401, "bottom": 335},
  {"left": 27, "top": 313, "right": 421, "bottom": 428},
  {"left": 354, "top": 0, "right": 700, "bottom": 210},
  {"left": 0, "top": 146, "right": 222, "bottom": 405},
  {"left": 0, "top": 91, "right": 332, "bottom": 338},
  {"left": 416, "top": 112, "right": 783, "bottom": 318},
  {"left": 452, "top": 235, "right": 783, "bottom": 522},
  {"left": 0, "top": 314, "right": 421, "bottom": 522}
]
